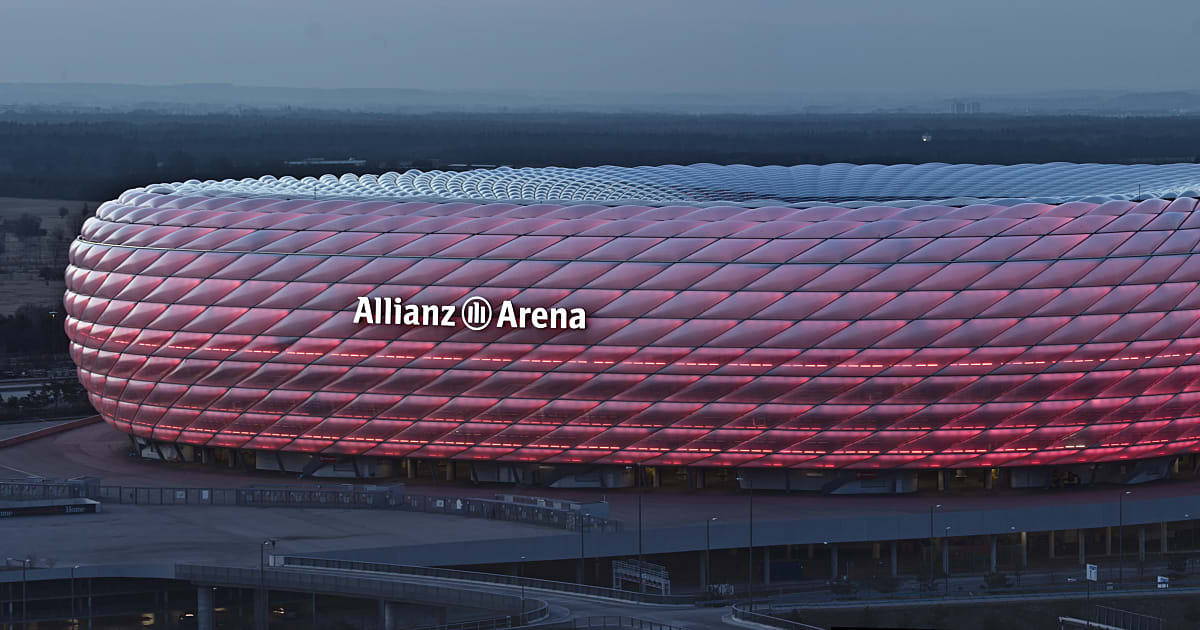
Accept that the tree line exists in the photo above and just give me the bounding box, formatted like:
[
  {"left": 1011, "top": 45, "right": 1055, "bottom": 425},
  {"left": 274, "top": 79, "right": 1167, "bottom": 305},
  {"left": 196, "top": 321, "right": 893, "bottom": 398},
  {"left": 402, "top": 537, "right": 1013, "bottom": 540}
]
[{"left": 1, "top": 110, "right": 1200, "bottom": 201}]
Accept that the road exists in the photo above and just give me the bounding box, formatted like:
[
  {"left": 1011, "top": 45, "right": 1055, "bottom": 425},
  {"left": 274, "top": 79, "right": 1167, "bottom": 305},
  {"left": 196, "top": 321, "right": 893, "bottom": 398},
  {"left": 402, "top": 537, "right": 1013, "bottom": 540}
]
[
  {"left": 0, "top": 502, "right": 550, "bottom": 569},
  {"left": 9, "top": 421, "right": 1200, "bottom": 575},
  {"left": 277, "top": 565, "right": 734, "bottom": 629}
]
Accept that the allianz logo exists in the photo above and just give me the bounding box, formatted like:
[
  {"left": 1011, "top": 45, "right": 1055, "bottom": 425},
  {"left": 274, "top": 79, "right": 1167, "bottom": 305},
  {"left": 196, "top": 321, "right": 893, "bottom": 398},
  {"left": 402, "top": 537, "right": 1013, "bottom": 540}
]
[{"left": 353, "top": 296, "right": 587, "bottom": 330}]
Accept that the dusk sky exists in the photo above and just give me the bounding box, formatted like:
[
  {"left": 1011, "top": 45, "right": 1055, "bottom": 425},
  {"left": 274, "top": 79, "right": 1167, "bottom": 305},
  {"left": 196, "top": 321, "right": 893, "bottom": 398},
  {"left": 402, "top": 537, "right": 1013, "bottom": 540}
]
[{"left": 2, "top": 0, "right": 1199, "bottom": 94}]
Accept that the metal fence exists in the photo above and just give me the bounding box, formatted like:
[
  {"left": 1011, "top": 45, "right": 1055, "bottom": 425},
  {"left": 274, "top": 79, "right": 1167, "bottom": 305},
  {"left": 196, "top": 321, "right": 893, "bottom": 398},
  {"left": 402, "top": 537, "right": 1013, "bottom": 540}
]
[
  {"left": 551, "top": 617, "right": 689, "bottom": 630},
  {"left": 395, "top": 493, "right": 621, "bottom": 532},
  {"left": 407, "top": 616, "right": 529, "bottom": 630},
  {"left": 0, "top": 478, "right": 620, "bottom": 532},
  {"left": 0, "top": 478, "right": 92, "bottom": 501},
  {"left": 1093, "top": 605, "right": 1163, "bottom": 630},
  {"left": 177, "top": 564, "right": 549, "bottom": 627},
  {"left": 731, "top": 603, "right": 827, "bottom": 630},
  {"left": 278, "top": 556, "right": 695, "bottom": 606},
  {"left": 93, "top": 485, "right": 403, "bottom": 509}
]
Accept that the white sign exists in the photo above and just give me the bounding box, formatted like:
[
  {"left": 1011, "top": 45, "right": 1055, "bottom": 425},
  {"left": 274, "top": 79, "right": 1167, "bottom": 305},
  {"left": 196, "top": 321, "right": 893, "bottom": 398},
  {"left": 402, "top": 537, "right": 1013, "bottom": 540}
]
[
  {"left": 1086, "top": 564, "right": 1097, "bottom": 582},
  {"left": 353, "top": 296, "right": 587, "bottom": 330},
  {"left": 1158, "top": 575, "right": 1169, "bottom": 589}
]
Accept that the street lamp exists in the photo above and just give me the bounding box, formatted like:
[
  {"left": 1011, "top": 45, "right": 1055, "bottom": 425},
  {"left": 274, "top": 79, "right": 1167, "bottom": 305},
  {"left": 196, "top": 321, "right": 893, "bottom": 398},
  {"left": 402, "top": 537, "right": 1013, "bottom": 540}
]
[
  {"left": 259, "top": 536, "right": 277, "bottom": 627},
  {"left": 70, "top": 564, "right": 80, "bottom": 626},
  {"left": 7, "top": 557, "right": 30, "bottom": 624},
  {"left": 943, "top": 526, "right": 951, "bottom": 597},
  {"left": 624, "top": 464, "right": 648, "bottom": 594},
  {"left": 1118, "top": 490, "right": 1131, "bottom": 585},
  {"left": 705, "top": 517, "right": 718, "bottom": 591},
  {"left": 1010, "top": 526, "right": 1021, "bottom": 585},
  {"left": 260, "top": 538, "right": 277, "bottom": 582},
  {"left": 579, "top": 513, "right": 587, "bottom": 586},
  {"left": 929, "top": 504, "right": 942, "bottom": 586},
  {"left": 1187, "top": 512, "right": 1194, "bottom": 574},
  {"left": 735, "top": 474, "right": 754, "bottom": 607},
  {"left": 519, "top": 555, "right": 527, "bottom": 617}
]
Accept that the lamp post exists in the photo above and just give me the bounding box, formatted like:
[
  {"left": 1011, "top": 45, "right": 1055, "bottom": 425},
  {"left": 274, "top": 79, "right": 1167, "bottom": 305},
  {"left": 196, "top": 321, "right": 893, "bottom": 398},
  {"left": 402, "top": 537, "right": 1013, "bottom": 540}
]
[
  {"left": 638, "top": 492, "right": 645, "bottom": 593},
  {"left": 943, "top": 526, "right": 951, "bottom": 597},
  {"left": 625, "top": 464, "right": 645, "bottom": 593},
  {"left": 22, "top": 557, "right": 28, "bottom": 625},
  {"left": 1186, "top": 512, "right": 1193, "bottom": 575},
  {"left": 259, "top": 537, "right": 277, "bottom": 628},
  {"left": 1118, "top": 490, "right": 1131, "bottom": 585},
  {"left": 71, "top": 564, "right": 80, "bottom": 627},
  {"left": 259, "top": 538, "right": 277, "bottom": 585},
  {"left": 736, "top": 474, "right": 754, "bottom": 607},
  {"left": 6, "top": 557, "right": 30, "bottom": 624},
  {"left": 1010, "top": 525, "right": 1021, "bottom": 585},
  {"left": 705, "top": 517, "right": 718, "bottom": 591},
  {"left": 579, "top": 513, "right": 587, "bottom": 585},
  {"left": 929, "top": 504, "right": 942, "bottom": 586},
  {"left": 519, "top": 555, "right": 527, "bottom": 618}
]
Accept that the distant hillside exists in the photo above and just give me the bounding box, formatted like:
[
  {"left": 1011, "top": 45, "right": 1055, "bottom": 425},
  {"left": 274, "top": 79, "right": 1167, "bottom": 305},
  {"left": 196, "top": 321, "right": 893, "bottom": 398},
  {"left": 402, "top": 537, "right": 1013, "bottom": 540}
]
[{"left": 3, "top": 83, "right": 1200, "bottom": 115}]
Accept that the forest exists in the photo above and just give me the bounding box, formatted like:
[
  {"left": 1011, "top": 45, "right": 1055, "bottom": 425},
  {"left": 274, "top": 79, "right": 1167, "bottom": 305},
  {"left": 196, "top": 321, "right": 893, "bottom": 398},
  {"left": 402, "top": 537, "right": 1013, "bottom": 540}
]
[{"left": 1, "top": 110, "right": 1199, "bottom": 201}]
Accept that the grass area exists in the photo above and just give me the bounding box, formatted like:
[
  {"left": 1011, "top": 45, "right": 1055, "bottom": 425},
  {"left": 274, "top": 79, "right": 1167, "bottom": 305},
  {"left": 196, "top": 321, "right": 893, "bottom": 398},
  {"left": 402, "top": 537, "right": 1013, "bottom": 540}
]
[{"left": 0, "top": 197, "right": 96, "bottom": 316}]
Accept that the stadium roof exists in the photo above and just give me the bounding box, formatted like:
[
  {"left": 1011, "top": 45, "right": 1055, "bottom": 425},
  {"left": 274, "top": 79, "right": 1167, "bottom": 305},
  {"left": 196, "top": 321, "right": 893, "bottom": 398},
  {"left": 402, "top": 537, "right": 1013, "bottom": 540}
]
[{"left": 142, "top": 162, "right": 1200, "bottom": 207}]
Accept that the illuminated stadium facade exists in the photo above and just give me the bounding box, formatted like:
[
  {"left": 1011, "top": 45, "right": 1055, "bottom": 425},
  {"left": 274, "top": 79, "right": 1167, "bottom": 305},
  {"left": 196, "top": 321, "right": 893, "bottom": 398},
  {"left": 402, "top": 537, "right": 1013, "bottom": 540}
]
[{"left": 64, "top": 163, "right": 1200, "bottom": 490}]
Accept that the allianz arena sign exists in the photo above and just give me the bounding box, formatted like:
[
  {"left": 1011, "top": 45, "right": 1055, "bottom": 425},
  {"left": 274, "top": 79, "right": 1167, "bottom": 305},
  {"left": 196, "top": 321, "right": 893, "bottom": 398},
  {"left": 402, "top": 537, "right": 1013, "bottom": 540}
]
[{"left": 352, "top": 296, "right": 587, "bottom": 331}]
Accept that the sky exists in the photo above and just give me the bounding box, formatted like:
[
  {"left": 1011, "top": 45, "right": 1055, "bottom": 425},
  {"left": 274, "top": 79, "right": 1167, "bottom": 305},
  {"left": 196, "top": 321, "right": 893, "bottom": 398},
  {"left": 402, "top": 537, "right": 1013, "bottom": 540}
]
[{"left": 2, "top": 0, "right": 1199, "bottom": 95}]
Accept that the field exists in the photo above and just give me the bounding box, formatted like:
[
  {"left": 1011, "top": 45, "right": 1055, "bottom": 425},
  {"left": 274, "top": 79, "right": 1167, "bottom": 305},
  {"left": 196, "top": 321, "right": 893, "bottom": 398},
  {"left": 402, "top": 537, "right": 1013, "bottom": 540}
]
[{"left": 0, "top": 197, "right": 95, "bottom": 316}]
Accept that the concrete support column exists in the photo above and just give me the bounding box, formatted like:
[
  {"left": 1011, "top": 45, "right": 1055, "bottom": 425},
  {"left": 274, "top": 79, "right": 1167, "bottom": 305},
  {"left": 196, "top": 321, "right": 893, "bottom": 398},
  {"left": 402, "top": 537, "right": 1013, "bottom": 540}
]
[
  {"left": 1049, "top": 530, "right": 1056, "bottom": 559},
  {"left": 1106, "top": 527, "right": 1112, "bottom": 556},
  {"left": 1079, "top": 529, "right": 1086, "bottom": 565},
  {"left": 872, "top": 542, "right": 881, "bottom": 561},
  {"left": 1161, "top": 522, "right": 1169, "bottom": 554},
  {"left": 763, "top": 547, "right": 771, "bottom": 585},
  {"left": 989, "top": 536, "right": 997, "bottom": 572},
  {"left": 1020, "top": 532, "right": 1028, "bottom": 568},
  {"left": 379, "top": 600, "right": 392, "bottom": 630},
  {"left": 197, "top": 587, "right": 214, "bottom": 630},
  {"left": 937, "top": 471, "right": 946, "bottom": 492},
  {"left": 253, "top": 589, "right": 268, "bottom": 630},
  {"left": 700, "top": 550, "right": 708, "bottom": 590},
  {"left": 985, "top": 468, "right": 995, "bottom": 490},
  {"left": 942, "top": 538, "right": 950, "bottom": 574},
  {"left": 1139, "top": 527, "right": 1146, "bottom": 563},
  {"left": 890, "top": 541, "right": 898, "bottom": 577},
  {"left": 404, "top": 459, "right": 414, "bottom": 479},
  {"left": 830, "top": 544, "right": 839, "bottom": 579},
  {"left": 444, "top": 461, "right": 455, "bottom": 481}
]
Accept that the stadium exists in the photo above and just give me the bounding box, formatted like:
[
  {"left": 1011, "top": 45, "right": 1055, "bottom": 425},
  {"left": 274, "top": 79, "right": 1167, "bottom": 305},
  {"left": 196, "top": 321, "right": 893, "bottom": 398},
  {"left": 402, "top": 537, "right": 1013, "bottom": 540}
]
[{"left": 63, "top": 162, "right": 1200, "bottom": 492}]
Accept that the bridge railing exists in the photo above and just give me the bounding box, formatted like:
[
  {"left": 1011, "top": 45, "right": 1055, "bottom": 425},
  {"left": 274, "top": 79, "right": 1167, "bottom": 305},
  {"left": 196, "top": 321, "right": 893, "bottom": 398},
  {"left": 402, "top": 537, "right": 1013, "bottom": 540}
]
[
  {"left": 550, "top": 616, "right": 689, "bottom": 630},
  {"left": 731, "top": 602, "right": 827, "bottom": 630},
  {"left": 277, "top": 555, "right": 696, "bottom": 606},
  {"left": 0, "top": 477, "right": 621, "bottom": 532},
  {"left": 177, "top": 563, "right": 549, "bottom": 627}
]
